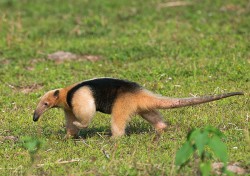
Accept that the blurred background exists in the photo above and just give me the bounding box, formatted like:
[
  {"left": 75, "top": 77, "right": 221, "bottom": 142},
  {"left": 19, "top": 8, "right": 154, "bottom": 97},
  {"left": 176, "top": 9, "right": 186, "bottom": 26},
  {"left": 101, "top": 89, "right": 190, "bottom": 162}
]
[{"left": 0, "top": 0, "right": 249, "bottom": 175}]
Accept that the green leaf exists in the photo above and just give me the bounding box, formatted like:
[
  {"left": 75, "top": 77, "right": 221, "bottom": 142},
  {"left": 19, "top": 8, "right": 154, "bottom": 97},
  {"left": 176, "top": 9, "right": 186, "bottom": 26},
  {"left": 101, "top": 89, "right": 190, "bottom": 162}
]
[
  {"left": 188, "top": 128, "right": 209, "bottom": 156},
  {"left": 208, "top": 135, "right": 228, "bottom": 163},
  {"left": 187, "top": 128, "right": 198, "bottom": 140},
  {"left": 194, "top": 131, "right": 209, "bottom": 156},
  {"left": 188, "top": 128, "right": 201, "bottom": 141},
  {"left": 205, "top": 126, "right": 224, "bottom": 138},
  {"left": 175, "top": 141, "right": 194, "bottom": 166},
  {"left": 21, "top": 136, "right": 44, "bottom": 154},
  {"left": 199, "top": 161, "right": 211, "bottom": 176}
]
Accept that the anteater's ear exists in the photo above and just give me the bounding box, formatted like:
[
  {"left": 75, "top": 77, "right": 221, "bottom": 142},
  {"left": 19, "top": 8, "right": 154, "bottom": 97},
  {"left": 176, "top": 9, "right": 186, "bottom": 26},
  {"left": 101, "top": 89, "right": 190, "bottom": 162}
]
[{"left": 53, "top": 90, "right": 60, "bottom": 99}]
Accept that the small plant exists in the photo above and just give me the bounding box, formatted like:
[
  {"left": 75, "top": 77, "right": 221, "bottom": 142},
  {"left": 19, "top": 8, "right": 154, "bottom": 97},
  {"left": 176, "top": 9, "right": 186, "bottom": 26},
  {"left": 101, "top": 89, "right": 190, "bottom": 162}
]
[
  {"left": 175, "top": 126, "right": 231, "bottom": 176},
  {"left": 21, "top": 136, "right": 45, "bottom": 163}
]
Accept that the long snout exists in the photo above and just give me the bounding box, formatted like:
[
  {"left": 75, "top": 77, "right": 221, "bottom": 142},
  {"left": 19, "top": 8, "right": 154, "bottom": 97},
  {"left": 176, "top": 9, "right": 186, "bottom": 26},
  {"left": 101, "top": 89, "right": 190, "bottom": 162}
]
[{"left": 33, "top": 110, "right": 40, "bottom": 122}]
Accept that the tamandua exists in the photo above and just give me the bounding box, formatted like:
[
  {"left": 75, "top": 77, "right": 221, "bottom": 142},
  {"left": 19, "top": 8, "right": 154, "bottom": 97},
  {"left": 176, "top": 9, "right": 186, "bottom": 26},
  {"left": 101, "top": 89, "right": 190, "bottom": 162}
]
[{"left": 33, "top": 78, "right": 243, "bottom": 138}]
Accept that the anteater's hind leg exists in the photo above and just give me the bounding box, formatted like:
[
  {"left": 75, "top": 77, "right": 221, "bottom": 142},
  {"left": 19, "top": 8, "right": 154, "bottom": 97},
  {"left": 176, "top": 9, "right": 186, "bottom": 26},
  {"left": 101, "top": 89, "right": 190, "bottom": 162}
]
[
  {"left": 139, "top": 110, "right": 167, "bottom": 133},
  {"left": 111, "top": 108, "right": 133, "bottom": 137},
  {"left": 111, "top": 94, "right": 137, "bottom": 137}
]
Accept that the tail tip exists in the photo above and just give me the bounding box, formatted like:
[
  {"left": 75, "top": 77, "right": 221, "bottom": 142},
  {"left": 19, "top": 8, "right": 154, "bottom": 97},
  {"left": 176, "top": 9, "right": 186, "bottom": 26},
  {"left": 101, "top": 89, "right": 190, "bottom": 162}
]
[{"left": 232, "top": 92, "right": 244, "bottom": 96}]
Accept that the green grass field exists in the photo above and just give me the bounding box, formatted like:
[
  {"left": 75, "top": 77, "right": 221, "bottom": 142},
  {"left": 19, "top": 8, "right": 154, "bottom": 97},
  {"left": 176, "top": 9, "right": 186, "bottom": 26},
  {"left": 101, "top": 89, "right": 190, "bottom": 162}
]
[{"left": 0, "top": 0, "right": 249, "bottom": 175}]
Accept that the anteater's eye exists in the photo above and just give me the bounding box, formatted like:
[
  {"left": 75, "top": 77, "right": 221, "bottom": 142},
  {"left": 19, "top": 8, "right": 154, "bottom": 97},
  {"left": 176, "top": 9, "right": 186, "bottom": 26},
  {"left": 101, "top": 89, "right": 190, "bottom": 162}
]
[{"left": 44, "top": 102, "right": 48, "bottom": 106}]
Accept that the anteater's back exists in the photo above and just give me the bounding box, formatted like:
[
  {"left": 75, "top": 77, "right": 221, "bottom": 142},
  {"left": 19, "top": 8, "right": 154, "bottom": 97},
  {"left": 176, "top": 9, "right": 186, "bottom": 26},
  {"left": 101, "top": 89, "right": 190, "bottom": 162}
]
[{"left": 66, "top": 78, "right": 142, "bottom": 114}]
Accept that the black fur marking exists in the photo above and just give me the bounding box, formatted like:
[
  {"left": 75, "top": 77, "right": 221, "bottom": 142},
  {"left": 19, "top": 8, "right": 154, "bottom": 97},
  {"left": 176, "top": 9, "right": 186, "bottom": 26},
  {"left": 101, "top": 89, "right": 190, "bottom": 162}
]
[
  {"left": 54, "top": 90, "right": 60, "bottom": 97},
  {"left": 66, "top": 78, "right": 142, "bottom": 114}
]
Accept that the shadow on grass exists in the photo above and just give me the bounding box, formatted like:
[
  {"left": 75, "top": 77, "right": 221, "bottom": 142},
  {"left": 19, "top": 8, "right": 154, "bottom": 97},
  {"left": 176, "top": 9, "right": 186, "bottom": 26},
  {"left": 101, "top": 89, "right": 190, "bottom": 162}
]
[
  {"left": 56, "top": 120, "right": 177, "bottom": 139},
  {"left": 78, "top": 126, "right": 111, "bottom": 138},
  {"left": 126, "top": 124, "right": 154, "bottom": 136},
  {"left": 76, "top": 123, "right": 155, "bottom": 139}
]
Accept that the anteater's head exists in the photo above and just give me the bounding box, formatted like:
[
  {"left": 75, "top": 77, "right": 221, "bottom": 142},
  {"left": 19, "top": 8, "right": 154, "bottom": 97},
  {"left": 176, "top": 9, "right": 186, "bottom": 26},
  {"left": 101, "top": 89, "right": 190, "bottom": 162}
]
[{"left": 33, "top": 89, "right": 60, "bottom": 122}]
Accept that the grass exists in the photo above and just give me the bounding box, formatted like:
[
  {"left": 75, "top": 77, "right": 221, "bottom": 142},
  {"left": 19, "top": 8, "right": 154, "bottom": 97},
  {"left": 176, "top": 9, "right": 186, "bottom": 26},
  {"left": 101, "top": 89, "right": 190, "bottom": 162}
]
[{"left": 0, "top": 0, "right": 249, "bottom": 175}]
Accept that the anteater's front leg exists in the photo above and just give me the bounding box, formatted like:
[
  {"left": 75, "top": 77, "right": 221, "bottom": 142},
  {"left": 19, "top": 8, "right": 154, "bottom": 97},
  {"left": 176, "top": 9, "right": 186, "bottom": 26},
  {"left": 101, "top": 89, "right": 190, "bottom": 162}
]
[{"left": 64, "top": 110, "right": 79, "bottom": 139}]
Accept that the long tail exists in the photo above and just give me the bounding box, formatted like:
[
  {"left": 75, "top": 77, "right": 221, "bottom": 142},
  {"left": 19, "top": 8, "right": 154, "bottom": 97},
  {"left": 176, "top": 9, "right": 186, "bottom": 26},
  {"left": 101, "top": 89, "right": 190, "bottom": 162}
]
[{"left": 155, "top": 92, "right": 244, "bottom": 109}]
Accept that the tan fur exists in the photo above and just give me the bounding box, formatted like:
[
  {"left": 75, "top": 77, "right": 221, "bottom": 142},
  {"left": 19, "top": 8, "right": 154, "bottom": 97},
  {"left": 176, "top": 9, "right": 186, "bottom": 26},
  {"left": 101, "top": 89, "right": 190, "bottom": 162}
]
[
  {"left": 60, "top": 86, "right": 96, "bottom": 138},
  {"left": 111, "top": 93, "right": 138, "bottom": 137},
  {"left": 139, "top": 110, "right": 167, "bottom": 132},
  {"left": 110, "top": 90, "right": 168, "bottom": 137},
  {"left": 71, "top": 87, "right": 96, "bottom": 128},
  {"left": 33, "top": 84, "right": 79, "bottom": 138},
  {"left": 64, "top": 110, "right": 79, "bottom": 138},
  {"left": 34, "top": 81, "right": 242, "bottom": 138}
]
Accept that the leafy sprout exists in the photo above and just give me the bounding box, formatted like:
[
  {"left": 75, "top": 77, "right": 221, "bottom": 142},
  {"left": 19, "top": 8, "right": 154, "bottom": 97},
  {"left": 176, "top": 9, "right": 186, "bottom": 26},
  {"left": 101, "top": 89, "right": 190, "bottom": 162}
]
[
  {"left": 175, "top": 126, "right": 230, "bottom": 176},
  {"left": 21, "top": 136, "right": 45, "bottom": 163}
]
